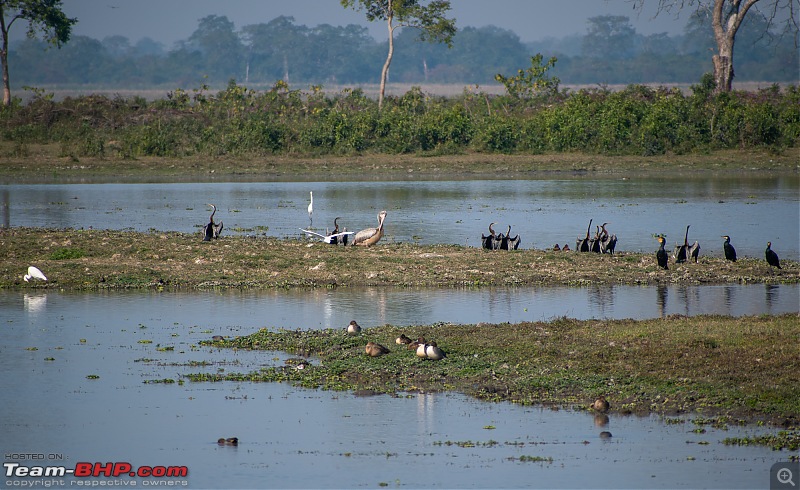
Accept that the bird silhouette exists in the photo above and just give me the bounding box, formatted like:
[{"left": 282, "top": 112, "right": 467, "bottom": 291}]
[
  {"left": 722, "top": 235, "right": 737, "bottom": 262},
  {"left": 765, "top": 242, "right": 781, "bottom": 269}
]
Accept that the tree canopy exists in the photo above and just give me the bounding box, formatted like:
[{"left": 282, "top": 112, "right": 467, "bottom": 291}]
[
  {"left": 340, "top": 0, "right": 456, "bottom": 109},
  {"left": 0, "top": 0, "right": 76, "bottom": 105}
]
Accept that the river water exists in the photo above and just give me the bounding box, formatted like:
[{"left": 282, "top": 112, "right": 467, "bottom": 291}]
[
  {"left": 2, "top": 174, "right": 798, "bottom": 257},
  {"left": 1, "top": 174, "right": 798, "bottom": 488}
]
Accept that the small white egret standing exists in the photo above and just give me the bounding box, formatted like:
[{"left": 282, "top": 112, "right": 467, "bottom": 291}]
[
  {"left": 24, "top": 266, "right": 47, "bottom": 282},
  {"left": 307, "top": 191, "right": 313, "bottom": 227}
]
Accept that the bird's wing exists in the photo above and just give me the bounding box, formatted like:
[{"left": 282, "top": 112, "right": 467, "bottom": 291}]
[
  {"left": 300, "top": 228, "right": 327, "bottom": 239},
  {"left": 328, "top": 231, "right": 355, "bottom": 238},
  {"left": 352, "top": 227, "right": 377, "bottom": 244}
]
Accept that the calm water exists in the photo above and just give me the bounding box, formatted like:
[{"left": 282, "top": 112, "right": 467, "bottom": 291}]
[
  {"left": 1, "top": 289, "right": 796, "bottom": 489},
  {"left": 2, "top": 175, "right": 798, "bottom": 257},
  {"left": 2, "top": 173, "right": 798, "bottom": 488},
  {"left": 0, "top": 285, "right": 798, "bottom": 488},
  {"left": 5, "top": 285, "right": 799, "bottom": 330}
]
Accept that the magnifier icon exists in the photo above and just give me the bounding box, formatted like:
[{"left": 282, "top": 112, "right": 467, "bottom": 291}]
[{"left": 778, "top": 468, "right": 796, "bottom": 487}]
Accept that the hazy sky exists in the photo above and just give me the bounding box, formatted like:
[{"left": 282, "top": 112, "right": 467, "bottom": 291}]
[{"left": 36, "top": 0, "right": 690, "bottom": 47}]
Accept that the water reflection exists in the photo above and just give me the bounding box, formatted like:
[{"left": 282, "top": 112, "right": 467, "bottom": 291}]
[
  {"left": 1, "top": 287, "right": 794, "bottom": 489},
  {"left": 4, "top": 177, "right": 798, "bottom": 257},
  {"left": 1, "top": 285, "right": 796, "bottom": 332}
]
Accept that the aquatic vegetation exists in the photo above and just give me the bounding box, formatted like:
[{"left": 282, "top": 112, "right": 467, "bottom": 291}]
[
  {"left": 723, "top": 430, "right": 800, "bottom": 451},
  {"left": 185, "top": 314, "right": 800, "bottom": 430}
]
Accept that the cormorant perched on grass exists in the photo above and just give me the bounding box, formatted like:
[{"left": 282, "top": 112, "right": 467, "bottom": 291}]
[
  {"left": 577, "top": 219, "right": 592, "bottom": 252},
  {"left": 656, "top": 236, "right": 669, "bottom": 270},
  {"left": 722, "top": 235, "right": 737, "bottom": 262},
  {"left": 765, "top": 242, "right": 781, "bottom": 269}
]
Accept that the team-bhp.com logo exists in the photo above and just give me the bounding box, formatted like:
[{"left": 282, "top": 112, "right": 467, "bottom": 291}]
[{"left": 5, "top": 461, "right": 188, "bottom": 485}]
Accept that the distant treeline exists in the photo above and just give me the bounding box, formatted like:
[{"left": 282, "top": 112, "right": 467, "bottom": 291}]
[
  {"left": 7, "top": 13, "right": 799, "bottom": 90},
  {"left": 3, "top": 78, "right": 798, "bottom": 159}
]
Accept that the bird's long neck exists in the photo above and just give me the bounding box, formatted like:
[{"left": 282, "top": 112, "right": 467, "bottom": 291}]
[
  {"left": 684, "top": 225, "right": 690, "bottom": 246},
  {"left": 377, "top": 214, "right": 385, "bottom": 232},
  {"left": 209, "top": 205, "right": 216, "bottom": 222},
  {"left": 586, "top": 219, "right": 593, "bottom": 239}
]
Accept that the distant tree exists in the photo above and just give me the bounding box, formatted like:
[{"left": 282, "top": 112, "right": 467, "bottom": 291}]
[
  {"left": 185, "top": 15, "right": 244, "bottom": 82},
  {"left": 102, "top": 35, "right": 130, "bottom": 58},
  {"left": 495, "top": 53, "right": 560, "bottom": 99},
  {"left": 583, "top": 15, "right": 637, "bottom": 60},
  {"left": 133, "top": 37, "right": 164, "bottom": 58},
  {"left": 0, "top": 0, "right": 76, "bottom": 106},
  {"left": 340, "top": 0, "right": 456, "bottom": 109},
  {"left": 241, "top": 16, "right": 309, "bottom": 83},
  {"left": 634, "top": 0, "right": 799, "bottom": 92}
]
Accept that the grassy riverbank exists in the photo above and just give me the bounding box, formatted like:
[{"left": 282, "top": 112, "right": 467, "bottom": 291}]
[
  {"left": 186, "top": 314, "right": 800, "bottom": 438},
  {"left": 1, "top": 228, "right": 796, "bottom": 290},
  {"left": 0, "top": 145, "right": 797, "bottom": 183}
]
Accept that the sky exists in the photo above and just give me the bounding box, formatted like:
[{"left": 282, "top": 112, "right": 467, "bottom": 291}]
[{"left": 27, "top": 0, "right": 691, "bottom": 48}]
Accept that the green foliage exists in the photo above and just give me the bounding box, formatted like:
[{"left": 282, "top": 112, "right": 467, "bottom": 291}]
[
  {"left": 49, "top": 247, "right": 85, "bottom": 260},
  {"left": 1, "top": 0, "right": 77, "bottom": 105},
  {"left": 1, "top": 80, "right": 797, "bottom": 158},
  {"left": 495, "top": 54, "right": 560, "bottom": 99}
]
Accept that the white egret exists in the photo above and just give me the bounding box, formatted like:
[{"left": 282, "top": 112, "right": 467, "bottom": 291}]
[
  {"left": 24, "top": 266, "right": 47, "bottom": 282},
  {"left": 307, "top": 191, "right": 313, "bottom": 227}
]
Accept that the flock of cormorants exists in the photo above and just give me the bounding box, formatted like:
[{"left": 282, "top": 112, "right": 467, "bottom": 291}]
[
  {"left": 481, "top": 222, "right": 521, "bottom": 250},
  {"left": 202, "top": 201, "right": 783, "bottom": 270},
  {"left": 651, "top": 228, "right": 780, "bottom": 270}
]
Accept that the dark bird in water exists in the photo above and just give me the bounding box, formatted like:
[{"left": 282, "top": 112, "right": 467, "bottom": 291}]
[
  {"left": 674, "top": 225, "right": 699, "bottom": 263},
  {"left": 561, "top": 244, "right": 571, "bottom": 251},
  {"left": 203, "top": 204, "right": 223, "bottom": 241},
  {"left": 353, "top": 210, "right": 387, "bottom": 247},
  {"left": 481, "top": 223, "right": 498, "bottom": 250},
  {"left": 501, "top": 225, "right": 520, "bottom": 250},
  {"left": 553, "top": 244, "right": 561, "bottom": 251},
  {"left": 765, "top": 242, "right": 781, "bottom": 269},
  {"left": 722, "top": 235, "right": 737, "bottom": 262},
  {"left": 577, "top": 219, "right": 593, "bottom": 252},
  {"left": 656, "top": 236, "right": 669, "bottom": 270},
  {"left": 599, "top": 223, "right": 617, "bottom": 255}
]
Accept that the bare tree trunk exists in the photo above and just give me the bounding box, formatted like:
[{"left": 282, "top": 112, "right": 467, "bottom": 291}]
[
  {"left": 1, "top": 16, "right": 11, "bottom": 106},
  {"left": 1, "top": 48, "right": 10, "bottom": 107},
  {"left": 711, "top": 0, "right": 759, "bottom": 93},
  {"left": 379, "top": 4, "right": 395, "bottom": 111}
]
